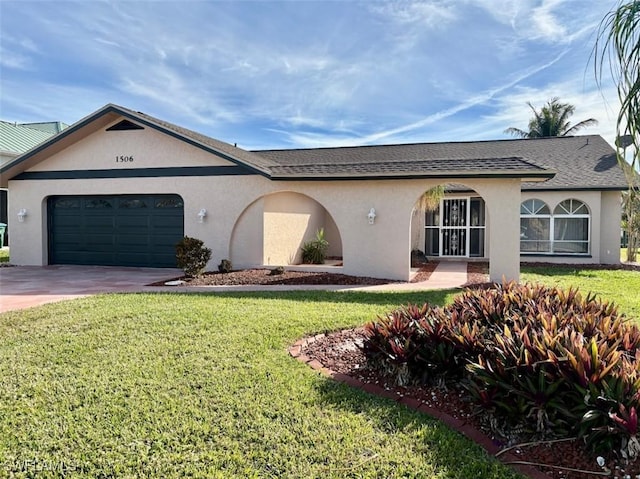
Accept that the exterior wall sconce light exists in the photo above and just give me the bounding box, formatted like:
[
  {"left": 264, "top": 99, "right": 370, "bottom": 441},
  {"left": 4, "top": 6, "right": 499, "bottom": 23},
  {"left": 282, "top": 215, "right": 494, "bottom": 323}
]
[
  {"left": 17, "top": 208, "right": 27, "bottom": 222},
  {"left": 367, "top": 207, "right": 376, "bottom": 225},
  {"left": 197, "top": 208, "right": 207, "bottom": 223}
]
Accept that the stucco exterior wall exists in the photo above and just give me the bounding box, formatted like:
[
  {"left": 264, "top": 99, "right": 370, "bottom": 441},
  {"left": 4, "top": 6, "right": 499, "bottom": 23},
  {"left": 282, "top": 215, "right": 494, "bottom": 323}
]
[
  {"left": 8, "top": 172, "right": 524, "bottom": 281},
  {"left": 600, "top": 190, "right": 622, "bottom": 264},
  {"left": 229, "top": 197, "right": 264, "bottom": 269},
  {"left": 263, "top": 192, "right": 324, "bottom": 265},
  {"left": 28, "top": 120, "right": 232, "bottom": 171}
]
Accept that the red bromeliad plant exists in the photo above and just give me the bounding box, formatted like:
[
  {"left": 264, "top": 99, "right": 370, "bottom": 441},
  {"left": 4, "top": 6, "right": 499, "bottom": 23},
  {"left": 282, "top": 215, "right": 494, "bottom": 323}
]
[{"left": 361, "top": 280, "right": 640, "bottom": 456}]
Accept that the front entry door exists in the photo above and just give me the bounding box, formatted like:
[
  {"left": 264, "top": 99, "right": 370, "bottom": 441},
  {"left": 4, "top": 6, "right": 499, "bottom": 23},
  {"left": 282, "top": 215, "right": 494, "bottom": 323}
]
[{"left": 441, "top": 198, "right": 467, "bottom": 256}]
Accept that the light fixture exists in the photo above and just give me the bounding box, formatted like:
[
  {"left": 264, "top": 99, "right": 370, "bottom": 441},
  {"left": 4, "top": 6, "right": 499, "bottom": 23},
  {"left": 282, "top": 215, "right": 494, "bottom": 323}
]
[
  {"left": 197, "top": 208, "right": 207, "bottom": 223},
  {"left": 367, "top": 207, "right": 376, "bottom": 225},
  {"left": 17, "top": 208, "right": 27, "bottom": 222}
]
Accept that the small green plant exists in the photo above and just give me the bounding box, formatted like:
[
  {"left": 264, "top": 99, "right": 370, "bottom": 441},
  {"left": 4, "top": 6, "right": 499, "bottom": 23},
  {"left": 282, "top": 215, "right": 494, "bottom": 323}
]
[
  {"left": 175, "top": 236, "right": 212, "bottom": 278},
  {"left": 301, "top": 228, "right": 329, "bottom": 264},
  {"left": 218, "top": 259, "right": 232, "bottom": 273}
]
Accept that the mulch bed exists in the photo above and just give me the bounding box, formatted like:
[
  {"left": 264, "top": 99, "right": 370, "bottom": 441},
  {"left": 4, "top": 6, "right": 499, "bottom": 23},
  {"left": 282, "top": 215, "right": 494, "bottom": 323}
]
[
  {"left": 296, "top": 328, "right": 638, "bottom": 479},
  {"left": 153, "top": 260, "right": 447, "bottom": 287},
  {"left": 152, "top": 269, "right": 400, "bottom": 286}
]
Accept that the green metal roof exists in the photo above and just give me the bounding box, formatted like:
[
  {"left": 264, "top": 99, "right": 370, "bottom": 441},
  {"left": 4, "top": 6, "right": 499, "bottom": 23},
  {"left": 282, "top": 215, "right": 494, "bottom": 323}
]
[
  {"left": 0, "top": 121, "right": 59, "bottom": 155},
  {"left": 19, "top": 122, "right": 69, "bottom": 135}
]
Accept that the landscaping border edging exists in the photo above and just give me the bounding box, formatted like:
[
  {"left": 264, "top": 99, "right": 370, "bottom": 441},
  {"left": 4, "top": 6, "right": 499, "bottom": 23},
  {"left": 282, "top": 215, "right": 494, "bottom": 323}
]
[{"left": 289, "top": 334, "right": 551, "bottom": 479}]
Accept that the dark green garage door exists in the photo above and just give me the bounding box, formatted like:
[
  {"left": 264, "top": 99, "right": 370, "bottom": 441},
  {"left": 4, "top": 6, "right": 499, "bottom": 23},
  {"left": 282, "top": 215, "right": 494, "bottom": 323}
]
[{"left": 48, "top": 195, "right": 184, "bottom": 267}]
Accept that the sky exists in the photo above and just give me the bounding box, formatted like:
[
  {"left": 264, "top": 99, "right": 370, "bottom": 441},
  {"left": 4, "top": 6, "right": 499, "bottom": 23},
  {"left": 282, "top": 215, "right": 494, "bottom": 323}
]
[{"left": 0, "top": 0, "right": 625, "bottom": 151}]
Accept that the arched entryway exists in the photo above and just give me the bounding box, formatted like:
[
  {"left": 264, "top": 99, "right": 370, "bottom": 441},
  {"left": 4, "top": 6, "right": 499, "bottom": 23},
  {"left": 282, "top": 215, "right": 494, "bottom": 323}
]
[
  {"left": 229, "top": 191, "right": 343, "bottom": 269},
  {"left": 410, "top": 183, "right": 491, "bottom": 279}
]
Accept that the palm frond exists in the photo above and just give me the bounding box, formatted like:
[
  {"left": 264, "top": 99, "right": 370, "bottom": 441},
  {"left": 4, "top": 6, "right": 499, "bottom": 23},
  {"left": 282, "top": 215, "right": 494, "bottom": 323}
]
[
  {"left": 594, "top": 1, "right": 640, "bottom": 180},
  {"left": 504, "top": 127, "right": 530, "bottom": 138},
  {"left": 415, "top": 185, "right": 445, "bottom": 212},
  {"left": 564, "top": 118, "right": 599, "bottom": 136}
]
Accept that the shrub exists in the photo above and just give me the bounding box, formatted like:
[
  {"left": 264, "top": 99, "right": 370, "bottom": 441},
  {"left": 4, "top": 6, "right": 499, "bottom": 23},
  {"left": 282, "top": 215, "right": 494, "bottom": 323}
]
[
  {"left": 175, "top": 236, "right": 212, "bottom": 278},
  {"left": 361, "top": 281, "right": 640, "bottom": 454},
  {"left": 301, "top": 228, "right": 329, "bottom": 264},
  {"left": 218, "top": 259, "right": 232, "bottom": 273}
]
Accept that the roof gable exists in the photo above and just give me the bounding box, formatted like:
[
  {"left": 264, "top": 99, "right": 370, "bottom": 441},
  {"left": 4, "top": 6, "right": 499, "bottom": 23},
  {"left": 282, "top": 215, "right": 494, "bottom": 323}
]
[{"left": 0, "top": 104, "right": 277, "bottom": 186}]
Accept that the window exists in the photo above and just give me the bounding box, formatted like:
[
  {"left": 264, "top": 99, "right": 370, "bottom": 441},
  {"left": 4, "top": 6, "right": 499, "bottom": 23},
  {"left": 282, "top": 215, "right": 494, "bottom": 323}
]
[
  {"left": 520, "top": 199, "right": 551, "bottom": 252},
  {"left": 552, "top": 200, "right": 590, "bottom": 254},
  {"left": 520, "top": 199, "right": 590, "bottom": 255}
]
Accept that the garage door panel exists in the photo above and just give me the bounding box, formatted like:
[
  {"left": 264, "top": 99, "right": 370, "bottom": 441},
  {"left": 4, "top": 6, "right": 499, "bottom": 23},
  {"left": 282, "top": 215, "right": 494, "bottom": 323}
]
[
  {"left": 84, "top": 235, "right": 116, "bottom": 248},
  {"left": 117, "top": 216, "right": 151, "bottom": 227},
  {"left": 153, "top": 216, "right": 183, "bottom": 228},
  {"left": 49, "top": 195, "right": 184, "bottom": 267},
  {"left": 85, "top": 216, "right": 116, "bottom": 228}
]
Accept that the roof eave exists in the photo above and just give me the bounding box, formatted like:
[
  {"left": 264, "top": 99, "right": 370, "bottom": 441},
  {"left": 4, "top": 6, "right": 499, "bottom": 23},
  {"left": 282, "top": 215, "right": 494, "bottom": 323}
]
[{"left": 268, "top": 170, "right": 556, "bottom": 182}]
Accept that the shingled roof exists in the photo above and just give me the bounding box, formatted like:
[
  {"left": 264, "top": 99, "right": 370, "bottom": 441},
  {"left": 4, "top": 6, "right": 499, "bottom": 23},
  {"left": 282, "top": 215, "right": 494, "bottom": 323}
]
[
  {"left": 255, "top": 135, "right": 627, "bottom": 189},
  {"left": 1, "top": 104, "right": 627, "bottom": 190}
]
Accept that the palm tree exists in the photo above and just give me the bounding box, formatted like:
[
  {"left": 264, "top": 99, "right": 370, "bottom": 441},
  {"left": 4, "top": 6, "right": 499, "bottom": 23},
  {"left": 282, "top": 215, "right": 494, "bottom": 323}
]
[{"left": 504, "top": 98, "right": 598, "bottom": 138}]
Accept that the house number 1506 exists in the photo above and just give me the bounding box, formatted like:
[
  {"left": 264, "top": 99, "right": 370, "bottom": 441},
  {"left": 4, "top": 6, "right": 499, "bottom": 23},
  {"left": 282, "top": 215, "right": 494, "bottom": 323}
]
[{"left": 116, "top": 155, "right": 134, "bottom": 163}]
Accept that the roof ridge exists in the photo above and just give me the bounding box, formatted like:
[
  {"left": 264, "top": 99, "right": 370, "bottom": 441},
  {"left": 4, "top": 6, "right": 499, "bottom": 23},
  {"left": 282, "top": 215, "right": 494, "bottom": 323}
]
[
  {"left": 273, "top": 155, "right": 532, "bottom": 168},
  {"left": 253, "top": 134, "right": 604, "bottom": 153}
]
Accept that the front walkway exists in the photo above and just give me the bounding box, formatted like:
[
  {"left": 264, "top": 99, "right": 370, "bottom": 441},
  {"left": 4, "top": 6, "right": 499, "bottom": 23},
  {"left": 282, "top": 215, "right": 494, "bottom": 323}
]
[{"left": 0, "top": 262, "right": 469, "bottom": 313}]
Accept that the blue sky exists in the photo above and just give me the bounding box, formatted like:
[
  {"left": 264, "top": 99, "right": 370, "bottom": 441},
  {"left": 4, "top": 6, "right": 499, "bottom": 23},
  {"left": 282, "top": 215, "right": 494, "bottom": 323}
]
[{"left": 0, "top": 0, "right": 623, "bottom": 150}]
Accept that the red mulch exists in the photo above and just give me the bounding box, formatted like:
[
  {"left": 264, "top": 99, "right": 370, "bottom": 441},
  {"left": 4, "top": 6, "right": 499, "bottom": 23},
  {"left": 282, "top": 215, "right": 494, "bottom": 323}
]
[{"left": 298, "top": 328, "right": 638, "bottom": 479}]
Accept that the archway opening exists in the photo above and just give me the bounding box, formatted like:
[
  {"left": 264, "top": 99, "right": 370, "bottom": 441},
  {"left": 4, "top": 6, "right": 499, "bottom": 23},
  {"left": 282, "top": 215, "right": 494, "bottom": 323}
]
[
  {"left": 230, "top": 191, "right": 343, "bottom": 269},
  {"left": 410, "top": 183, "right": 490, "bottom": 282}
]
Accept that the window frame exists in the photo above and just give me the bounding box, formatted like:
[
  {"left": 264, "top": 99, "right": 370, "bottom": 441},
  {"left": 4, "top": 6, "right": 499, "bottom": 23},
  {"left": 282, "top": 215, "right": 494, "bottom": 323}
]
[{"left": 520, "top": 198, "right": 591, "bottom": 256}]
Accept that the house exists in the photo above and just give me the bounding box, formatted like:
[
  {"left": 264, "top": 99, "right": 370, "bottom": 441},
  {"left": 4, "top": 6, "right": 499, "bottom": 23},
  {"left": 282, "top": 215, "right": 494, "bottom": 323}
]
[
  {"left": 0, "top": 104, "right": 627, "bottom": 281},
  {"left": 0, "top": 120, "right": 69, "bottom": 245}
]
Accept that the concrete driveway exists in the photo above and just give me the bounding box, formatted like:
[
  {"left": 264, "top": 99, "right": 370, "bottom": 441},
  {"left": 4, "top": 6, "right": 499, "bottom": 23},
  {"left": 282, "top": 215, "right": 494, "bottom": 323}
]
[
  {"left": 0, "top": 265, "right": 181, "bottom": 313},
  {"left": 0, "top": 262, "right": 469, "bottom": 314}
]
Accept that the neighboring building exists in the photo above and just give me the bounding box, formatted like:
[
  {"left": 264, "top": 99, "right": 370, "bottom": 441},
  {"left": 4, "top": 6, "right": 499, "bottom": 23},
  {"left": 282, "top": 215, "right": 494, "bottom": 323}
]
[
  {"left": 0, "top": 121, "right": 68, "bottom": 245},
  {"left": 0, "top": 104, "right": 627, "bottom": 281}
]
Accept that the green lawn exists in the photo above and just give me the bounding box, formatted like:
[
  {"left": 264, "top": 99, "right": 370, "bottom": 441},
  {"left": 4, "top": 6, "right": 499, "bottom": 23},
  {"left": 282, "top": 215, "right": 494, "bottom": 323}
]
[
  {"left": 0, "top": 291, "right": 522, "bottom": 479},
  {"left": 1, "top": 268, "right": 638, "bottom": 478},
  {"left": 0, "top": 248, "right": 8, "bottom": 263},
  {"left": 521, "top": 265, "right": 640, "bottom": 319},
  {"left": 621, "top": 247, "right": 639, "bottom": 262}
]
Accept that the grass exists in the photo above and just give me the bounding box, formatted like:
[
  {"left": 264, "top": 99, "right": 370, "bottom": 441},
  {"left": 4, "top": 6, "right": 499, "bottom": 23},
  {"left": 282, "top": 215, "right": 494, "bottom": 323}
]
[
  {"left": 0, "top": 248, "right": 8, "bottom": 263},
  {"left": 621, "top": 247, "right": 639, "bottom": 262},
  {"left": 0, "top": 290, "right": 523, "bottom": 479},
  {"left": 521, "top": 265, "right": 640, "bottom": 319},
  {"left": 1, "top": 267, "right": 638, "bottom": 478}
]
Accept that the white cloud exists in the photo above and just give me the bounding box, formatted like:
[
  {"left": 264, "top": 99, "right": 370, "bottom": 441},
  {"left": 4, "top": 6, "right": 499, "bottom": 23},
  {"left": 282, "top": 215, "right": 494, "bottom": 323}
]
[
  {"left": 0, "top": 48, "right": 31, "bottom": 70},
  {"left": 371, "top": 1, "right": 457, "bottom": 28},
  {"left": 530, "top": 0, "right": 568, "bottom": 42}
]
